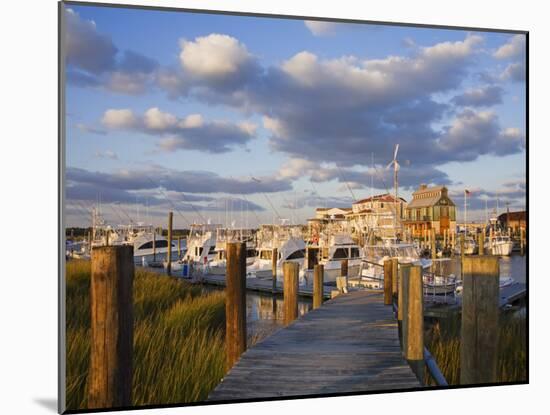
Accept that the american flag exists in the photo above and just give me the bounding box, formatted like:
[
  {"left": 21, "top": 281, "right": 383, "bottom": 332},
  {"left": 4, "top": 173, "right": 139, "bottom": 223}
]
[{"left": 464, "top": 189, "right": 471, "bottom": 195}]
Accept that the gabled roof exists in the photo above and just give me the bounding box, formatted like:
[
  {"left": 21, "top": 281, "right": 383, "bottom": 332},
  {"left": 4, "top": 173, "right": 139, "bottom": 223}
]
[
  {"left": 407, "top": 185, "right": 454, "bottom": 208},
  {"left": 498, "top": 211, "right": 526, "bottom": 222},
  {"left": 353, "top": 193, "right": 407, "bottom": 205}
]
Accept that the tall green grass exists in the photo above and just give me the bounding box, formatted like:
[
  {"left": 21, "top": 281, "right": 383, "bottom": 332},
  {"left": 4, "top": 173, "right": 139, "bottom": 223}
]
[
  {"left": 425, "top": 312, "right": 527, "bottom": 385},
  {"left": 65, "top": 260, "right": 226, "bottom": 410}
]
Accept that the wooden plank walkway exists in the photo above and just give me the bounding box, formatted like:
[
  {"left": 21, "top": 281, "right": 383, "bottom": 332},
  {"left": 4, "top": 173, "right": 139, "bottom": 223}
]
[
  {"left": 208, "top": 290, "right": 420, "bottom": 401},
  {"left": 200, "top": 273, "right": 334, "bottom": 299}
]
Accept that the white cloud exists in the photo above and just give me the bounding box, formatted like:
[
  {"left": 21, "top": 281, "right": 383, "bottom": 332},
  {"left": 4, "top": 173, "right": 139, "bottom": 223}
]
[
  {"left": 494, "top": 34, "right": 526, "bottom": 59},
  {"left": 101, "top": 109, "right": 137, "bottom": 129},
  {"left": 304, "top": 21, "right": 339, "bottom": 36},
  {"left": 500, "top": 62, "right": 526, "bottom": 82},
  {"left": 101, "top": 108, "right": 256, "bottom": 153},
  {"left": 179, "top": 114, "right": 204, "bottom": 128},
  {"left": 179, "top": 34, "right": 253, "bottom": 79},
  {"left": 144, "top": 107, "right": 178, "bottom": 130},
  {"left": 277, "top": 158, "right": 318, "bottom": 179},
  {"left": 94, "top": 150, "right": 118, "bottom": 160}
]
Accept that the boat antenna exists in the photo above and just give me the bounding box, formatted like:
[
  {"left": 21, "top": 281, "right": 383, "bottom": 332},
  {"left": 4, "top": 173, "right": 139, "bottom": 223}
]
[
  {"left": 251, "top": 176, "right": 283, "bottom": 221},
  {"left": 144, "top": 175, "right": 197, "bottom": 227},
  {"left": 335, "top": 165, "right": 357, "bottom": 202}
]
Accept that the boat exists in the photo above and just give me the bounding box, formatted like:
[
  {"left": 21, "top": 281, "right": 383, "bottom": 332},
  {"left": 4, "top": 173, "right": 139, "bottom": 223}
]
[
  {"left": 487, "top": 234, "right": 514, "bottom": 256},
  {"left": 207, "top": 228, "right": 257, "bottom": 275},
  {"left": 247, "top": 224, "right": 307, "bottom": 283},
  {"left": 315, "top": 233, "right": 362, "bottom": 283},
  {"left": 358, "top": 242, "right": 442, "bottom": 291}
]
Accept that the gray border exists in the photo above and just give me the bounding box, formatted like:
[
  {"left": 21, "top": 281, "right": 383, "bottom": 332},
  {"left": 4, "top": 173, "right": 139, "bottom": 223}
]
[{"left": 58, "top": 2, "right": 67, "bottom": 413}]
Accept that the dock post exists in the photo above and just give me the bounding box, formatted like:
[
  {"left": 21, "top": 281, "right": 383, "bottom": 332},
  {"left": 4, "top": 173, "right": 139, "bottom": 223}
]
[
  {"left": 405, "top": 265, "right": 424, "bottom": 383},
  {"left": 167, "top": 211, "right": 173, "bottom": 275},
  {"left": 283, "top": 261, "right": 299, "bottom": 325},
  {"left": 89, "top": 245, "right": 134, "bottom": 409},
  {"left": 225, "top": 242, "right": 247, "bottom": 371},
  {"left": 391, "top": 258, "right": 399, "bottom": 301},
  {"left": 478, "top": 230, "right": 485, "bottom": 255},
  {"left": 271, "top": 247, "right": 278, "bottom": 293},
  {"left": 313, "top": 264, "right": 324, "bottom": 309},
  {"left": 400, "top": 264, "right": 411, "bottom": 354},
  {"left": 336, "top": 259, "right": 349, "bottom": 293},
  {"left": 520, "top": 228, "right": 525, "bottom": 256},
  {"left": 383, "top": 259, "right": 393, "bottom": 305},
  {"left": 431, "top": 228, "right": 437, "bottom": 259},
  {"left": 307, "top": 247, "right": 318, "bottom": 270},
  {"left": 177, "top": 236, "right": 181, "bottom": 260},
  {"left": 398, "top": 264, "right": 411, "bottom": 324},
  {"left": 489, "top": 227, "right": 494, "bottom": 255},
  {"left": 152, "top": 231, "right": 156, "bottom": 262},
  {"left": 460, "top": 256, "right": 499, "bottom": 385}
]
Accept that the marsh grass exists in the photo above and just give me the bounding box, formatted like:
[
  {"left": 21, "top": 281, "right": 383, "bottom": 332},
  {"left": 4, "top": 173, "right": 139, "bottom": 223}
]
[
  {"left": 65, "top": 260, "right": 226, "bottom": 410},
  {"left": 425, "top": 312, "right": 527, "bottom": 385}
]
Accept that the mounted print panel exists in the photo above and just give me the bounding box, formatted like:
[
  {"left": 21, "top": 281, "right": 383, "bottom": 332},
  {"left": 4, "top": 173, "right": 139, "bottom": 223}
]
[{"left": 59, "top": 1, "right": 528, "bottom": 413}]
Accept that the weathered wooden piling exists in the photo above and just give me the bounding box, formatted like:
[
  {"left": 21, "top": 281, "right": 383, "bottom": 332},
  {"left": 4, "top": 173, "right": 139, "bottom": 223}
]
[
  {"left": 520, "top": 228, "right": 525, "bottom": 255},
  {"left": 489, "top": 227, "right": 494, "bottom": 255},
  {"left": 166, "top": 211, "right": 173, "bottom": 275},
  {"left": 177, "top": 236, "right": 181, "bottom": 259},
  {"left": 460, "top": 256, "right": 499, "bottom": 385},
  {"left": 404, "top": 265, "right": 424, "bottom": 362},
  {"left": 391, "top": 258, "right": 399, "bottom": 300},
  {"left": 225, "top": 242, "right": 247, "bottom": 371},
  {"left": 340, "top": 258, "right": 348, "bottom": 278},
  {"left": 478, "top": 231, "right": 485, "bottom": 255},
  {"left": 271, "top": 247, "right": 278, "bottom": 293},
  {"left": 398, "top": 264, "right": 411, "bottom": 324},
  {"left": 307, "top": 247, "right": 319, "bottom": 270},
  {"left": 283, "top": 261, "right": 299, "bottom": 325},
  {"left": 383, "top": 259, "right": 393, "bottom": 305},
  {"left": 431, "top": 228, "right": 437, "bottom": 259},
  {"left": 152, "top": 231, "right": 156, "bottom": 262},
  {"left": 89, "top": 246, "right": 134, "bottom": 409},
  {"left": 313, "top": 264, "right": 324, "bottom": 309}
]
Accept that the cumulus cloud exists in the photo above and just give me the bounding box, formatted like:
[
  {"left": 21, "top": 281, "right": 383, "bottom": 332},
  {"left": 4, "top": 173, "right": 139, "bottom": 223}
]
[
  {"left": 65, "top": 8, "right": 158, "bottom": 94},
  {"left": 451, "top": 85, "right": 503, "bottom": 107},
  {"left": 99, "top": 108, "right": 256, "bottom": 153},
  {"left": 304, "top": 21, "right": 339, "bottom": 36},
  {"left": 493, "top": 34, "right": 526, "bottom": 59},
  {"left": 179, "top": 34, "right": 258, "bottom": 86},
  {"left": 500, "top": 62, "right": 526, "bottom": 82},
  {"left": 65, "top": 8, "right": 117, "bottom": 74},
  {"left": 101, "top": 109, "right": 138, "bottom": 129},
  {"left": 67, "top": 166, "right": 292, "bottom": 196}
]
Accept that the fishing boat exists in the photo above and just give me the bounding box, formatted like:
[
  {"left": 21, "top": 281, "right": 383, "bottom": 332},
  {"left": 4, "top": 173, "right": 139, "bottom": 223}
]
[
  {"left": 207, "top": 228, "right": 257, "bottom": 275},
  {"left": 454, "top": 233, "right": 476, "bottom": 255},
  {"left": 486, "top": 234, "right": 514, "bottom": 256},
  {"left": 316, "top": 233, "right": 362, "bottom": 283},
  {"left": 247, "top": 224, "right": 306, "bottom": 282},
  {"left": 358, "top": 242, "right": 443, "bottom": 290},
  {"left": 183, "top": 223, "right": 219, "bottom": 266}
]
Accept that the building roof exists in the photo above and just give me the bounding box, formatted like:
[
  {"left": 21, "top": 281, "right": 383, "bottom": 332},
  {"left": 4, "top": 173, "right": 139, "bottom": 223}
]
[
  {"left": 315, "top": 207, "right": 352, "bottom": 212},
  {"left": 406, "top": 185, "right": 454, "bottom": 209},
  {"left": 498, "top": 211, "right": 526, "bottom": 222},
  {"left": 353, "top": 193, "right": 407, "bottom": 205}
]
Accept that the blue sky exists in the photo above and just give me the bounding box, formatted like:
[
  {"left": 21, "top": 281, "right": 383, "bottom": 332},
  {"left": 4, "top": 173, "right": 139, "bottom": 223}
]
[{"left": 63, "top": 3, "right": 526, "bottom": 228}]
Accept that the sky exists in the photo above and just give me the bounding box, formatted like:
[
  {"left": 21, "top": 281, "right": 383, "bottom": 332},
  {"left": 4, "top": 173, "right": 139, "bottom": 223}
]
[{"left": 63, "top": 3, "right": 527, "bottom": 228}]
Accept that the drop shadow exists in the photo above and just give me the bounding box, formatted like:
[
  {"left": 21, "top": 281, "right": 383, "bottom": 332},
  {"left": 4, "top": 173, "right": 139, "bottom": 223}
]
[{"left": 34, "top": 398, "right": 57, "bottom": 413}]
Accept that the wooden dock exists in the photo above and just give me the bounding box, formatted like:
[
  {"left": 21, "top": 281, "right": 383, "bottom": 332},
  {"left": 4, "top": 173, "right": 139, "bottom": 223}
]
[
  {"left": 208, "top": 290, "right": 420, "bottom": 401},
  {"left": 200, "top": 273, "right": 334, "bottom": 299}
]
